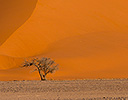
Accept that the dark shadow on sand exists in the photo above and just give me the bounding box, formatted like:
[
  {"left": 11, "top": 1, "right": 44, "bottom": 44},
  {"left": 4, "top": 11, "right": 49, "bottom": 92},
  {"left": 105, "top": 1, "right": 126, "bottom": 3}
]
[{"left": 0, "top": 0, "right": 38, "bottom": 45}]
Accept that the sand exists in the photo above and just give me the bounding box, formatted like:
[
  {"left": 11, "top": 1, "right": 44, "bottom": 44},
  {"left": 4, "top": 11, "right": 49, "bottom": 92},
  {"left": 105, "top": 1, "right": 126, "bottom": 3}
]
[
  {"left": 0, "top": 79, "right": 128, "bottom": 100},
  {"left": 1, "top": 0, "right": 128, "bottom": 80}
]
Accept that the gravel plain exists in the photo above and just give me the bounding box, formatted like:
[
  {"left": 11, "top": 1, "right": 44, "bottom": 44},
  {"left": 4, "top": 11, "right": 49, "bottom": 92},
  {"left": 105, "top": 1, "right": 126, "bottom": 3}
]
[{"left": 0, "top": 79, "right": 128, "bottom": 100}]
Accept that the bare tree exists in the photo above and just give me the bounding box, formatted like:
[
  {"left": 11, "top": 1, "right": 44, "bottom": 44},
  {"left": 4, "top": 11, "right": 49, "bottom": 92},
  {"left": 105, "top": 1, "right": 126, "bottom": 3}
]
[{"left": 22, "top": 57, "right": 59, "bottom": 81}]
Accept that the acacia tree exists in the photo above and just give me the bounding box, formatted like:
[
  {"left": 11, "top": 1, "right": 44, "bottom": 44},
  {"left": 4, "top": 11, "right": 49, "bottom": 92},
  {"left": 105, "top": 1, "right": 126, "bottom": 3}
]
[{"left": 22, "top": 57, "right": 58, "bottom": 81}]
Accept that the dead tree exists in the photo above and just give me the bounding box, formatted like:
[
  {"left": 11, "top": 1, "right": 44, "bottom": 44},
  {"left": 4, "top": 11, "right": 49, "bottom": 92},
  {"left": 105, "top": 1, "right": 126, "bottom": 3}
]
[{"left": 22, "top": 57, "right": 59, "bottom": 81}]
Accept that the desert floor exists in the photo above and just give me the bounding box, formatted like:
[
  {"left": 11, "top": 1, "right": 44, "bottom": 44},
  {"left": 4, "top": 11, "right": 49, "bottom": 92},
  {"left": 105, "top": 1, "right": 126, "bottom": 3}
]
[{"left": 0, "top": 79, "right": 128, "bottom": 100}]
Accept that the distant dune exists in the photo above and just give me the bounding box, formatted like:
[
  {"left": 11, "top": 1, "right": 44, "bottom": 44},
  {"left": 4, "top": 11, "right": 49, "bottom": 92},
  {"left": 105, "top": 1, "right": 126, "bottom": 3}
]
[{"left": 0, "top": 0, "right": 128, "bottom": 80}]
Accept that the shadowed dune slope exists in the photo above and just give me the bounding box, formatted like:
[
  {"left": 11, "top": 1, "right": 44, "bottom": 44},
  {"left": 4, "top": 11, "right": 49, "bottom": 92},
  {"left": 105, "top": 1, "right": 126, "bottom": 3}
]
[
  {"left": 0, "top": 0, "right": 37, "bottom": 46},
  {"left": 0, "top": 0, "right": 128, "bottom": 80}
]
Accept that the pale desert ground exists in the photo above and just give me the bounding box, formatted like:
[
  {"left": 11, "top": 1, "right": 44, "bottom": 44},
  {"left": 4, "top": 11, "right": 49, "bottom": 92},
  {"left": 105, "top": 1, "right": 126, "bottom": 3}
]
[{"left": 0, "top": 79, "right": 128, "bottom": 100}]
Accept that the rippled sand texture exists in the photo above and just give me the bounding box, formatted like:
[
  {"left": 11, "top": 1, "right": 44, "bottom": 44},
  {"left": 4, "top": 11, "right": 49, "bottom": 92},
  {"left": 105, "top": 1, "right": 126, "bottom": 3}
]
[
  {"left": 0, "top": 0, "right": 128, "bottom": 80},
  {"left": 0, "top": 79, "right": 128, "bottom": 100}
]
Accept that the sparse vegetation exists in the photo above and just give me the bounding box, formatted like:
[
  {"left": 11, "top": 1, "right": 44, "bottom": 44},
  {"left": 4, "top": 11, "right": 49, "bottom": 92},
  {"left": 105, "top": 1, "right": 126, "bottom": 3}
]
[{"left": 22, "top": 57, "right": 59, "bottom": 81}]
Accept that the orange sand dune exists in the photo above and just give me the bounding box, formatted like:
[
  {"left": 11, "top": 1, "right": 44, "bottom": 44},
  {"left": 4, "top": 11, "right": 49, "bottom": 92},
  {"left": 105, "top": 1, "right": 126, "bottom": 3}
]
[
  {"left": 0, "top": 0, "right": 128, "bottom": 80},
  {"left": 0, "top": 0, "right": 37, "bottom": 46}
]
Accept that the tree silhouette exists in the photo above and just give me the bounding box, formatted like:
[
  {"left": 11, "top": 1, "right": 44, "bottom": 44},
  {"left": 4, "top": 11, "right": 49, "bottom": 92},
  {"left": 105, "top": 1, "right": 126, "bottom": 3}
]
[{"left": 22, "top": 57, "right": 58, "bottom": 81}]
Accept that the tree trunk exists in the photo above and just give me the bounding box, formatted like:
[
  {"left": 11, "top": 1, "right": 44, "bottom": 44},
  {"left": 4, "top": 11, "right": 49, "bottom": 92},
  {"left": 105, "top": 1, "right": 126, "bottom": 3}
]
[
  {"left": 37, "top": 68, "right": 44, "bottom": 81},
  {"left": 42, "top": 75, "right": 46, "bottom": 81}
]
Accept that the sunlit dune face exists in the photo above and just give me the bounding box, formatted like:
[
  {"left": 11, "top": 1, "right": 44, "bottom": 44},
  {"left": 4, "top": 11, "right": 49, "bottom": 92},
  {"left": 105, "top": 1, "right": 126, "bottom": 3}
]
[{"left": 0, "top": 0, "right": 128, "bottom": 80}]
